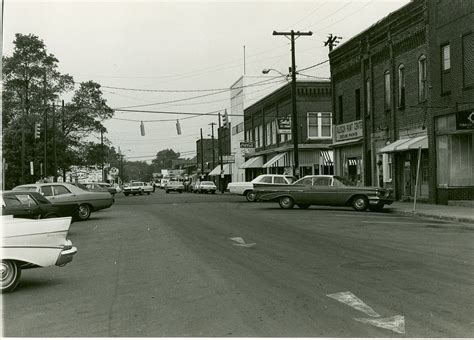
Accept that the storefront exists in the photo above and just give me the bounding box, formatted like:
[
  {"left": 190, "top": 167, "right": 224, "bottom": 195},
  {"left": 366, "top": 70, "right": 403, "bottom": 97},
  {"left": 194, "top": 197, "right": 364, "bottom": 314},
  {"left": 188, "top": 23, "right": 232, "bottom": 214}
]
[
  {"left": 379, "top": 135, "right": 429, "bottom": 201},
  {"left": 240, "top": 156, "right": 264, "bottom": 181},
  {"left": 262, "top": 149, "right": 333, "bottom": 177},
  {"left": 331, "top": 120, "right": 364, "bottom": 185},
  {"left": 435, "top": 110, "right": 474, "bottom": 204}
]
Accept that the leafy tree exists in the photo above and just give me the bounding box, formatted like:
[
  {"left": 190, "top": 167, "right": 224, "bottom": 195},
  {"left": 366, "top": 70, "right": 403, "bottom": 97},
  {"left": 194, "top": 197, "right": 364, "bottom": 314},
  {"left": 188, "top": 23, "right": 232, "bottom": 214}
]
[{"left": 151, "top": 149, "right": 181, "bottom": 172}]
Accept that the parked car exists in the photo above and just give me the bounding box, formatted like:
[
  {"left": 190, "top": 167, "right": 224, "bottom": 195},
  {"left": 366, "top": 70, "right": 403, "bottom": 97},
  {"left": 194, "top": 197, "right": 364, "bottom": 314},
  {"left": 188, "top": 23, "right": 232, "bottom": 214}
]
[
  {"left": 12, "top": 182, "right": 114, "bottom": 221},
  {"left": 1, "top": 215, "right": 77, "bottom": 293},
  {"left": 143, "top": 182, "right": 154, "bottom": 195},
  {"left": 160, "top": 178, "right": 170, "bottom": 189},
  {"left": 165, "top": 180, "right": 184, "bottom": 193},
  {"left": 227, "top": 174, "right": 296, "bottom": 202},
  {"left": 123, "top": 182, "right": 144, "bottom": 196},
  {"left": 254, "top": 175, "right": 393, "bottom": 211},
  {"left": 197, "top": 181, "right": 217, "bottom": 194},
  {"left": 81, "top": 182, "right": 117, "bottom": 196},
  {"left": 2, "top": 191, "right": 79, "bottom": 221}
]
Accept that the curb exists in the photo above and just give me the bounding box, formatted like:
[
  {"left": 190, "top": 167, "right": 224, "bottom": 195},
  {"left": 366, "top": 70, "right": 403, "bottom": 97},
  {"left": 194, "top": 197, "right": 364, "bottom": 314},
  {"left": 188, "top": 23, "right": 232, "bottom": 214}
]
[{"left": 389, "top": 209, "right": 474, "bottom": 225}]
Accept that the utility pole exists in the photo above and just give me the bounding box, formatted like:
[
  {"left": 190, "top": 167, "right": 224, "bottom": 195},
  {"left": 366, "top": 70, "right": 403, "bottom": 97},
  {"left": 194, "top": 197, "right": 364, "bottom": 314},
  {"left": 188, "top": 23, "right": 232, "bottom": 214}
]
[
  {"left": 272, "top": 30, "right": 312, "bottom": 178},
  {"left": 61, "top": 100, "right": 66, "bottom": 182},
  {"left": 209, "top": 122, "right": 216, "bottom": 169},
  {"left": 218, "top": 112, "right": 224, "bottom": 193},
  {"left": 43, "top": 72, "right": 47, "bottom": 180},
  {"left": 52, "top": 103, "right": 57, "bottom": 181},
  {"left": 324, "top": 34, "right": 342, "bottom": 52},
  {"left": 101, "top": 127, "right": 105, "bottom": 182},
  {"left": 200, "top": 128, "right": 204, "bottom": 180}
]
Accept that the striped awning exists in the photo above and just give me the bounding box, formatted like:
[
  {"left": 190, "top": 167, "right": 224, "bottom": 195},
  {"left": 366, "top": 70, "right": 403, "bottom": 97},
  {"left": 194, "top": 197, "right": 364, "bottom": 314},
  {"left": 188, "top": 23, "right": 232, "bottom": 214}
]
[
  {"left": 379, "top": 136, "right": 428, "bottom": 153},
  {"left": 347, "top": 159, "right": 358, "bottom": 166},
  {"left": 263, "top": 153, "right": 289, "bottom": 168},
  {"left": 240, "top": 156, "right": 264, "bottom": 169},
  {"left": 320, "top": 150, "right": 334, "bottom": 165},
  {"left": 209, "top": 163, "right": 231, "bottom": 176}
]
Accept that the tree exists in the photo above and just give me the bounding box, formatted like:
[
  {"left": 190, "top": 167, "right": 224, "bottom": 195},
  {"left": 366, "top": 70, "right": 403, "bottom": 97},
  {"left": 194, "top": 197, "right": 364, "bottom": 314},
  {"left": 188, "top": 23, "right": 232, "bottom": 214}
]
[{"left": 151, "top": 149, "right": 181, "bottom": 172}]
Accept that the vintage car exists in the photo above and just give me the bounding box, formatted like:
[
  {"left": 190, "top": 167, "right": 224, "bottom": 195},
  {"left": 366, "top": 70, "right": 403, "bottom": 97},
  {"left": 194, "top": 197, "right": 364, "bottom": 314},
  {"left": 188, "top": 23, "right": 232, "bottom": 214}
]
[
  {"left": 254, "top": 175, "right": 393, "bottom": 211},
  {"left": 81, "top": 182, "right": 117, "bottom": 196},
  {"left": 143, "top": 182, "right": 154, "bottom": 194},
  {"left": 227, "top": 174, "right": 296, "bottom": 202},
  {"left": 2, "top": 191, "right": 79, "bottom": 221},
  {"left": 197, "top": 181, "right": 217, "bottom": 194},
  {"left": 165, "top": 180, "right": 184, "bottom": 193},
  {"left": 1, "top": 215, "right": 77, "bottom": 293},
  {"left": 123, "top": 182, "right": 144, "bottom": 196},
  {"left": 13, "top": 182, "right": 114, "bottom": 221}
]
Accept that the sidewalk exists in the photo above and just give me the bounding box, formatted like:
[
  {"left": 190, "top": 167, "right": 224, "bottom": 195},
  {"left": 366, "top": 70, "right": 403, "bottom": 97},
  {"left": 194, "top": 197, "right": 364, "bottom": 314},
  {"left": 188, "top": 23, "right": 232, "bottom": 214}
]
[{"left": 387, "top": 201, "right": 474, "bottom": 225}]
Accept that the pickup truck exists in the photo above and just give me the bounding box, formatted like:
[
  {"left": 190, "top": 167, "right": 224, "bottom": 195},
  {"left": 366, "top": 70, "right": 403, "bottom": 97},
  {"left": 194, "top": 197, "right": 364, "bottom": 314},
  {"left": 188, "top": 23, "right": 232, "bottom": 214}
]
[
  {"left": 123, "top": 182, "right": 145, "bottom": 196},
  {"left": 227, "top": 174, "right": 296, "bottom": 202}
]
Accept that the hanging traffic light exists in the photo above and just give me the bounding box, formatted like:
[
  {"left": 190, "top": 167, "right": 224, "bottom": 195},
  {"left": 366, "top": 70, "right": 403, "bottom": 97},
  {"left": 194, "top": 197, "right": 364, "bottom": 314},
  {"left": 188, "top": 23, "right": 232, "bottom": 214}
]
[
  {"left": 223, "top": 109, "right": 229, "bottom": 129},
  {"left": 140, "top": 121, "right": 145, "bottom": 136},
  {"left": 34, "top": 122, "right": 41, "bottom": 139},
  {"left": 176, "top": 119, "right": 182, "bottom": 135}
]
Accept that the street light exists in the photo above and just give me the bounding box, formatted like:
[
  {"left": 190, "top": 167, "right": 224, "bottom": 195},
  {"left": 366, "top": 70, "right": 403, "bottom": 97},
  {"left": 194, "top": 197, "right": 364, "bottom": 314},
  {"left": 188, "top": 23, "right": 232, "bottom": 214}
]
[{"left": 262, "top": 68, "right": 291, "bottom": 81}]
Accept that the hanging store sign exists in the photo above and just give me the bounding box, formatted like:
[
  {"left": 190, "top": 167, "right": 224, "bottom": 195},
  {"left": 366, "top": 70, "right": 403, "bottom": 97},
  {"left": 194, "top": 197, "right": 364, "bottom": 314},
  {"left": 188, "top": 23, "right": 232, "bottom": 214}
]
[
  {"left": 240, "top": 141, "right": 255, "bottom": 155},
  {"left": 456, "top": 110, "right": 474, "bottom": 130},
  {"left": 221, "top": 155, "right": 235, "bottom": 163},
  {"left": 277, "top": 116, "right": 292, "bottom": 134},
  {"left": 335, "top": 120, "right": 363, "bottom": 141}
]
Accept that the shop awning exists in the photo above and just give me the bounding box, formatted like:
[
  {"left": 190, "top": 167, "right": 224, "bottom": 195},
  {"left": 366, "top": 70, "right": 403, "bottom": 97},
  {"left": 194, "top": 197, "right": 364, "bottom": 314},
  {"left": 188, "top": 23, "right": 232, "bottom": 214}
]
[
  {"left": 330, "top": 137, "right": 363, "bottom": 148},
  {"left": 379, "top": 136, "right": 428, "bottom": 153},
  {"left": 263, "top": 153, "right": 289, "bottom": 168},
  {"left": 320, "top": 150, "right": 334, "bottom": 165},
  {"left": 240, "top": 156, "right": 264, "bottom": 169},
  {"left": 209, "top": 163, "right": 231, "bottom": 176}
]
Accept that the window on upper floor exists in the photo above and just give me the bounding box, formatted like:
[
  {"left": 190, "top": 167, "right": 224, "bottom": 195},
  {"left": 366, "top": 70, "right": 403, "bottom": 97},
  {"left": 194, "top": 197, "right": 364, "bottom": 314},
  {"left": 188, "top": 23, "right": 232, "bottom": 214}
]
[
  {"left": 384, "top": 70, "right": 391, "bottom": 111},
  {"left": 418, "top": 55, "right": 427, "bottom": 102},
  {"left": 271, "top": 120, "right": 277, "bottom": 145},
  {"left": 463, "top": 33, "right": 474, "bottom": 88},
  {"left": 258, "top": 125, "right": 263, "bottom": 147},
  {"left": 307, "top": 112, "right": 332, "bottom": 139},
  {"left": 355, "top": 88, "right": 361, "bottom": 120},
  {"left": 265, "top": 122, "right": 271, "bottom": 146},
  {"left": 441, "top": 43, "right": 451, "bottom": 94},
  {"left": 338, "top": 95, "right": 343, "bottom": 124},
  {"left": 398, "top": 64, "right": 406, "bottom": 109}
]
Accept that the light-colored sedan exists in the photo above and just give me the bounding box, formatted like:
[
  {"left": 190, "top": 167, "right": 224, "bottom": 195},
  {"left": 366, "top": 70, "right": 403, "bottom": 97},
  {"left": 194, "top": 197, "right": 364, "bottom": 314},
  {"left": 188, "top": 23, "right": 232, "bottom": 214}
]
[
  {"left": 13, "top": 182, "right": 114, "bottom": 221},
  {"left": 1, "top": 215, "right": 77, "bottom": 293},
  {"left": 197, "top": 181, "right": 217, "bottom": 194},
  {"left": 227, "top": 174, "right": 296, "bottom": 202}
]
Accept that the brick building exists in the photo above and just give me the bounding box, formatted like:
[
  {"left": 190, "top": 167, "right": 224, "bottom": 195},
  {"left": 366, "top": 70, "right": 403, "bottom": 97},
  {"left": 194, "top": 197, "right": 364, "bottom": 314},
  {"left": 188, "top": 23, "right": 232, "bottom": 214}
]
[
  {"left": 330, "top": 0, "right": 432, "bottom": 201},
  {"left": 242, "top": 80, "right": 333, "bottom": 181},
  {"left": 196, "top": 138, "right": 218, "bottom": 179},
  {"left": 427, "top": 0, "right": 474, "bottom": 204}
]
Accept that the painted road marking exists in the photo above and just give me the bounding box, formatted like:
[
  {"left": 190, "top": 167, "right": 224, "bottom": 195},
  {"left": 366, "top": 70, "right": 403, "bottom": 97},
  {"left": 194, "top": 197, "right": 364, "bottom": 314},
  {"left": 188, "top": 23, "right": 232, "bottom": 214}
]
[
  {"left": 327, "top": 291, "right": 405, "bottom": 334},
  {"left": 327, "top": 291, "right": 380, "bottom": 317},
  {"left": 355, "top": 315, "right": 405, "bottom": 334},
  {"left": 229, "top": 237, "right": 256, "bottom": 248}
]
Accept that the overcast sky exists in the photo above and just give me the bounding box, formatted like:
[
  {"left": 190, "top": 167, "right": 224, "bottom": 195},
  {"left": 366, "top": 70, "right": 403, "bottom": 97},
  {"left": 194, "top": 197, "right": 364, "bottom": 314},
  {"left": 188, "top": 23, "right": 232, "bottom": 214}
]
[{"left": 3, "top": 0, "right": 410, "bottom": 162}]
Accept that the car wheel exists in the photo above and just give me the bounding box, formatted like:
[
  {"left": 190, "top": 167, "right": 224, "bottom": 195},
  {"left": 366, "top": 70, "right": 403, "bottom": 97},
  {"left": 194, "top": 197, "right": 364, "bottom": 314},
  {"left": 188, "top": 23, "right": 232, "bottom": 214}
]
[
  {"left": 1, "top": 260, "right": 21, "bottom": 293},
  {"left": 297, "top": 204, "right": 310, "bottom": 209},
  {"left": 124, "top": 193, "right": 129, "bottom": 197},
  {"left": 245, "top": 190, "right": 256, "bottom": 202},
  {"left": 211, "top": 191, "right": 215, "bottom": 194},
  {"left": 352, "top": 195, "right": 369, "bottom": 211},
  {"left": 77, "top": 204, "right": 92, "bottom": 221},
  {"left": 279, "top": 196, "right": 295, "bottom": 209},
  {"left": 166, "top": 190, "right": 169, "bottom": 194},
  {"left": 139, "top": 191, "right": 143, "bottom": 195},
  {"left": 147, "top": 192, "right": 150, "bottom": 195},
  {"left": 179, "top": 190, "right": 182, "bottom": 193}
]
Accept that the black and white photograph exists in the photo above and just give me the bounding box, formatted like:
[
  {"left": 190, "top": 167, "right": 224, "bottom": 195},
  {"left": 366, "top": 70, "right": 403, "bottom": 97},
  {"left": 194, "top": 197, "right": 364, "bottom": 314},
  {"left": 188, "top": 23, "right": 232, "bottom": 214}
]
[{"left": 1, "top": 0, "right": 473, "bottom": 337}]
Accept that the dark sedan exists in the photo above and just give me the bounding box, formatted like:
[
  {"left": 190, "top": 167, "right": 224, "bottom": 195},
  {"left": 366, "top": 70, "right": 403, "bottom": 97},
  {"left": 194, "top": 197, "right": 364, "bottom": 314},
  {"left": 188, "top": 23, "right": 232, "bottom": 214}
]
[
  {"left": 1, "top": 191, "right": 79, "bottom": 220},
  {"left": 254, "top": 175, "right": 393, "bottom": 211}
]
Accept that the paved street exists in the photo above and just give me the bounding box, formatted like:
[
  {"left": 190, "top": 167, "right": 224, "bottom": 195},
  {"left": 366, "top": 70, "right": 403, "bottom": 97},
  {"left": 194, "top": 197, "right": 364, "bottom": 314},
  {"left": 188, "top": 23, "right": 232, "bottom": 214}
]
[{"left": 2, "top": 192, "right": 473, "bottom": 337}]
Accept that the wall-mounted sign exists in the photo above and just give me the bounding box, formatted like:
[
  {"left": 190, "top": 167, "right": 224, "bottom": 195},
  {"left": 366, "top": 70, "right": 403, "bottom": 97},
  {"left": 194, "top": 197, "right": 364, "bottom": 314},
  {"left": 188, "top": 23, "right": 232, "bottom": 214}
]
[
  {"left": 221, "top": 155, "right": 235, "bottom": 163},
  {"left": 240, "top": 141, "right": 255, "bottom": 149},
  {"left": 456, "top": 110, "right": 474, "bottom": 130},
  {"left": 335, "top": 119, "right": 363, "bottom": 142},
  {"left": 277, "top": 116, "right": 292, "bottom": 134}
]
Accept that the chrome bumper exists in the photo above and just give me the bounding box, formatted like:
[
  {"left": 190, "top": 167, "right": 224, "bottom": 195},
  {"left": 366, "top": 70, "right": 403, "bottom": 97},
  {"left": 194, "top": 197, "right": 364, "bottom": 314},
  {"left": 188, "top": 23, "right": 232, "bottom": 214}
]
[{"left": 56, "top": 240, "right": 78, "bottom": 267}]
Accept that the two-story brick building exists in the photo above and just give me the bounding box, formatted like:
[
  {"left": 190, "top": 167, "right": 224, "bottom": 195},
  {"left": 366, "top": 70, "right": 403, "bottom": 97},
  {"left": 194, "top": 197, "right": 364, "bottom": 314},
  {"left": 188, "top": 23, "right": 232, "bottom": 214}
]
[
  {"left": 242, "top": 80, "right": 333, "bottom": 180},
  {"left": 330, "top": 0, "right": 432, "bottom": 201},
  {"left": 428, "top": 0, "right": 474, "bottom": 204}
]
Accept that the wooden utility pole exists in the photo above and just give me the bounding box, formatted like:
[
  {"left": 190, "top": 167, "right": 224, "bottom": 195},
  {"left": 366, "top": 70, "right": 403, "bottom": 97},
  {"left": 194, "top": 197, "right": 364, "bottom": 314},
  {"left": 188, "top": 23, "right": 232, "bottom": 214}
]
[
  {"left": 200, "top": 128, "right": 204, "bottom": 180},
  {"left": 43, "top": 72, "right": 47, "bottom": 179},
  {"left": 52, "top": 103, "right": 57, "bottom": 181},
  {"left": 272, "top": 30, "right": 312, "bottom": 178},
  {"left": 209, "top": 122, "right": 216, "bottom": 169},
  {"left": 218, "top": 112, "right": 224, "bottom": 193}
]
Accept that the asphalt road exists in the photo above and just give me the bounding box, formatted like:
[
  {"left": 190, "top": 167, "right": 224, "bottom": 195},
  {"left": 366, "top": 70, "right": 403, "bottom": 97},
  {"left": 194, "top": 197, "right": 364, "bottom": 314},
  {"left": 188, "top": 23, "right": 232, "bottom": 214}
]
[{"left": 2, "top": 191, "right": 473, "bottom": 337}]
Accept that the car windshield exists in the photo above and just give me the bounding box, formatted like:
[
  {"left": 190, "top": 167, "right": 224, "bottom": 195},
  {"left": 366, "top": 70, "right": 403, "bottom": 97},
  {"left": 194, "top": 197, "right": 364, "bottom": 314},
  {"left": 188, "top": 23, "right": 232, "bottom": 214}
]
[
  {"left": 12, "top": 186, "right": 37, "bottom": 192},
  {"left": 333, "top": 176, "right": 356, "bottom": 187}
]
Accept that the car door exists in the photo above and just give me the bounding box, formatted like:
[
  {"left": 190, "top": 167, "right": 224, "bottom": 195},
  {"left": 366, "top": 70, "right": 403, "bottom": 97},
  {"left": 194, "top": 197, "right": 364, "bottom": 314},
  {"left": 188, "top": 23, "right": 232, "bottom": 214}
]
[
  {"left": 2, "top": 194, "right": 40, "bottom": 218},
  {"left": 49, "top": 185, "right": 77, "bottom": 204},
  {"left": 292, "top": 177, "right": 314, "bottom": 203},
  {"left": 311, "top": 177, "right": 339, "bottom": 205}
]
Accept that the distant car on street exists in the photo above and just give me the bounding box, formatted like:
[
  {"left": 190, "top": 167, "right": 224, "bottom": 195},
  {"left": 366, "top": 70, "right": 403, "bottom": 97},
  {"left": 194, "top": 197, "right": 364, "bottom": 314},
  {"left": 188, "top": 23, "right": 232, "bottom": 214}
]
[
  {"left": 2, "top": 191, "right": 79, "bottom": 221},
  {"left": 160, "top": 178, "right": 170, "bottom": 189},
  {"left": 123, "top": 182, "right": 144, "bottom": 196},
  {"left": 12, "top": 182, "right": 114, "bottom": 221},
  {"left": 197, "top": 181, "right": 217, "bottom": 194},
  {"left": 254, "top": 175, "right": 393, "bottom": 211},
  {"left": 143, "top": 182, "right": 154, "bottom": 195},
  {"left": 227, "top": 174, "right": 296, "bottom": 202},
  {"left": 165, "top": 180, "right": 184, "bottom": 193}
]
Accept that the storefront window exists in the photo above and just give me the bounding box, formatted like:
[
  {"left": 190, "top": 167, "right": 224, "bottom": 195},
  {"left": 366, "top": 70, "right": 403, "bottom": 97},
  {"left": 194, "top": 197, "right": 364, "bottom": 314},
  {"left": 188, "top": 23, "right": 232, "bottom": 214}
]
[{"left": 437, "top": 133, "right": 474, "bottom": 186}]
